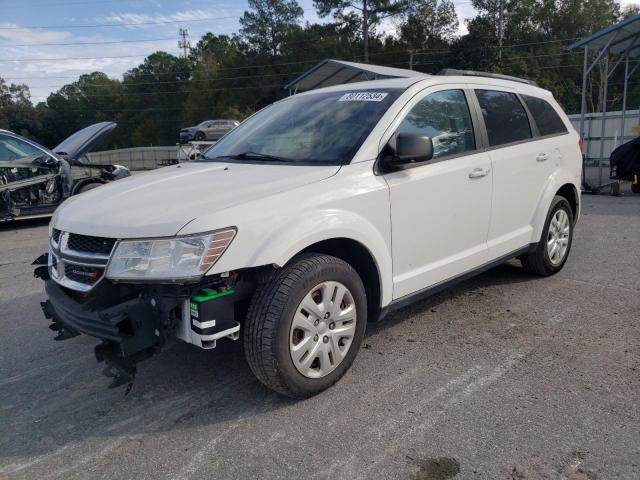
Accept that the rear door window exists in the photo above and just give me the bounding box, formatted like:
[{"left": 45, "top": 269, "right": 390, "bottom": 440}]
[
  {"left": 475, "top": 90, "right": 532, "bottom": 147},
  {"left": 522, "top": 95, "right": 568, "bottom": 136},
  {"left": 396, "top": 89, "right": 475, "bottom": 159}
]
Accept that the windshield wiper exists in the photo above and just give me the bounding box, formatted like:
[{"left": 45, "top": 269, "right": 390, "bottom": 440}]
[{"left": 216, "top": 151, "right": 295, "bottom": 163}]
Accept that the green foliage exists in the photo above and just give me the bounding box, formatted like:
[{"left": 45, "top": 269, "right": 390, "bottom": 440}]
[
  {"left": 400, "top": 0, "right": 458, "bottom": 50},
  {"left": 240, "top": 0, "right": 304, "bottom": 56},
  {"left": 1, "top": 0, "right": 639, "bottom": 150}
]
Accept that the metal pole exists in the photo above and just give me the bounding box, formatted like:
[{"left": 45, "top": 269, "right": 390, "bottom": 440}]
[
  {"left": 598, "top": 51, "right": 610, "bottom": 188},
  {"left": 579, "top": 46, "right": 589, "bottom": 140},
  {"left": 621, "top": 53, "right": 630, "bottom": 145},
  {"left": 498, "top": 0, "right": 504, "bottom": 62}
]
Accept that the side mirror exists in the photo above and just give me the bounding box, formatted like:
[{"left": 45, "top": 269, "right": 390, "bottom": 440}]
[
  {"left": 396, "top": 132, "right": 433, "bottom": 163},
  {"left": 380, "top": 132, "right": 434, "bottom": 170}
]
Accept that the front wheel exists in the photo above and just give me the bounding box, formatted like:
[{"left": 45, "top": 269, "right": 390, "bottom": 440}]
[
  {"left": 244, "top": 254, "right": 367, "bottom": 398},
  {"left": 521, "top": 195, "right": 574, "bottom": 276},
  {"left": 194, "top": 131, "right": 206, "bottom": 141}
]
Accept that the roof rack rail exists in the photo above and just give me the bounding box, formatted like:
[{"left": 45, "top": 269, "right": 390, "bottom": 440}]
[{"left": 436, "top": 68, "right": 539, "bottom": 87}]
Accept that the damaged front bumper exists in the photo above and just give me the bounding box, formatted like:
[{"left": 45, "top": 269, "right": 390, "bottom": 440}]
[{"left": 36, "top": 255, "right": 246, "bottom": 388}]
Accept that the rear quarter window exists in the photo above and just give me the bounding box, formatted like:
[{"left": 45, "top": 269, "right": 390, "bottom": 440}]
[
  {"left": 475, "top": 89, "right": 532, "bottom": 147},
  {"left": 522, "top": 95, "right": 568, "bottom": 136}
]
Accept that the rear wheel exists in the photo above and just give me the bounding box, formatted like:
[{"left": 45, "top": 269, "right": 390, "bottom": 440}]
[
  {"left": 521, "top": 195, "right": 574, "bottom": 276},
  {"left": 244, "top": 254, "right": 367, "bottom": 398}
]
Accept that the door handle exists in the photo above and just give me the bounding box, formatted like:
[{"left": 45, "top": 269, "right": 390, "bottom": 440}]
[
  {"left": 468, "top": 167, "right": 490, "bottom": 179},
  {"left": 536, "top": 153, "right": 550, "bottom": 162}
]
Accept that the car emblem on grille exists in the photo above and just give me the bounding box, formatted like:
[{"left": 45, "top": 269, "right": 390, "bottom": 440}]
[{"left": 69, "top": 268, "right": 99, "bottom": 278}]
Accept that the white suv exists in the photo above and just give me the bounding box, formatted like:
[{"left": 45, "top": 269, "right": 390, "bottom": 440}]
[{"left": 37, "top": 71, "right": 581, "bottom": 397}]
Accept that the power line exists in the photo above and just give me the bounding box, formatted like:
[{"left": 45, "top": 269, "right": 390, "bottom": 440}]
[
  {"left": 29, "top": 83, "right": 285, "bottom": 99},
  {"left": 1, "top": 0, "right": 158, "bottom": 9},
  {"left": 16, "top": 69, "right": 310, "bottom": 89},
  {"left": 0, "top": 15, "right": 239, "bottom": 30},
  {"left": 0, "top": 36, "right": 179, "bottom": 48}
]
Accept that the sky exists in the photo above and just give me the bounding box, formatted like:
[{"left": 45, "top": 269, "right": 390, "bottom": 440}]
[{"left": 0, "top": 0, "right": 634, "bottom": 103}]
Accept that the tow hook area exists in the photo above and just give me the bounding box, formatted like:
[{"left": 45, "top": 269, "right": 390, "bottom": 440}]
[{"left": 95, "top": 342, "right": 154, "bottom": 389}]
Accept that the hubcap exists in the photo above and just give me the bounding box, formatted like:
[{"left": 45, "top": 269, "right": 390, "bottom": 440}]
[
  {"left": 547, "top": 209, "right": 570, "bottom": 266},
  {"left": 289, "top": 281, "right": 357, "bottom": 379}
]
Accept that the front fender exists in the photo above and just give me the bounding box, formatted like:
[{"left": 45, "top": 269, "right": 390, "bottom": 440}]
[{"left": 211, "top": 208, "right": 394, "bottom": 307}]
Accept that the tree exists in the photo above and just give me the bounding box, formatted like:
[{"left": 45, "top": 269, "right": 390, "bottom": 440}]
[
  {"left": 240, "top": 0, "right": 304, "bottom": 57},
  {"left": 122, "top": 52, "right": 193, "bottom": 146},
  {"left": 399, "top": 0, "right": 458, "bottom": 67},
  {"left": 314, "top": 0, "right": 409, "bottom": 62}
]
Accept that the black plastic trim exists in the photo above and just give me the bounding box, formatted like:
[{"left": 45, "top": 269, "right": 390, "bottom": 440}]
[{"left": 377, "top": 244, "right": 535, "bottom": 321}]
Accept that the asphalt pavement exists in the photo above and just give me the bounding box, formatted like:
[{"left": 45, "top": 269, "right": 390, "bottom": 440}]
[{"left": 0, "top": 194, "right": 638, "bottom": 480}]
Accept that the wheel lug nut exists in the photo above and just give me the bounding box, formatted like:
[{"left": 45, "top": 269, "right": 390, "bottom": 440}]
[
  {"left": 314, "top": 334, "right": 318, "bottom": 341},
  {"left": 324, "top": 313, "right": 330, "bottom": 319},
  {"left": 323, "top": 336, "right": 329, "bottom": 343},
  {"left": 329, "top": 322, "right": 335, "bottom": 330},
  {"left": 314, "top": 319, "right": 319, "bottom": 326}
]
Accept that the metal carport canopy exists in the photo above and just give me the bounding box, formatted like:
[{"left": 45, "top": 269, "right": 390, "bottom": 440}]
[
  {"left": 568, "top": 14, "right": 640, "bottom": 191},
  {"left": 568, "top": 13, "right": 640, "bottom": 57},
  {"left": 284, "top": 59, "right": 427, "bottom": 93}
]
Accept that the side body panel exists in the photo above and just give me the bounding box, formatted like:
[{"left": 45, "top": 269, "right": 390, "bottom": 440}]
[{"left": 378, "top": 83, "right": 493, "bottom": 299}]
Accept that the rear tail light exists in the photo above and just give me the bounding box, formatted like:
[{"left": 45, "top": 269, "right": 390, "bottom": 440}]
[{"left": 578, "top": 137, "right": 585, "bottom": 155}]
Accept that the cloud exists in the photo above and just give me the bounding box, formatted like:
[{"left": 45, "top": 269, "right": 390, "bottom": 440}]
[
  {"left": 0, "top": 24, "right": 73, "bottom": 44},
  {"left": 101, "top": 8, "right": 236, "bottom": 28}
]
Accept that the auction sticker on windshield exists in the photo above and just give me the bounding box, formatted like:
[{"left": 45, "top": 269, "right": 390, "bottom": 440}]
[{"left": 338, "top": 92, "right": 388, "bottom": 102}]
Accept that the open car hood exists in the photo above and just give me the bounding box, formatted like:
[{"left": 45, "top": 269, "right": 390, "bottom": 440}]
[{"left": 53, "top": 121, "right": 116, "bottom": 161}]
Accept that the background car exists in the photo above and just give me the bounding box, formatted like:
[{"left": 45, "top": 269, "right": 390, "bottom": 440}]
[
  {"left": 179, "top": 119, "right": 240, "bottom": 143},
  {"left": 0, "top": 122, "right": 130, "bottom": 221}
]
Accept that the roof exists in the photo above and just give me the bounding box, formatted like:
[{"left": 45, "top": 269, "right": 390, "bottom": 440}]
[
  {"left": 568, "top": 14, "right": 640, "bottom": 56},
  {"left": 284, "top": 59, "right": 427, "bottom": 92}
]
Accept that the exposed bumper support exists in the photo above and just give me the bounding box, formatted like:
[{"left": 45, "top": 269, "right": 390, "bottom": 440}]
[{"left": 41, "top": 279, "right": 172, "bottom": 387}]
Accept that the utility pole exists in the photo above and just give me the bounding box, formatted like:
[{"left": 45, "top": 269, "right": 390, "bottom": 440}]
[
  {"left": 363, "top": 0, "right": 369, "bottom": 63},
  {"left": 178, "top": 28, "right": 191, "bottom": 58},
  {"left": 497, "top": 0, "right": 504, "bottom": 62}
]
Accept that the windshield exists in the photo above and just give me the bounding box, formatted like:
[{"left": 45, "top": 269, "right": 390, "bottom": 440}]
[
  {"left": 202, "top": 89, "right": 402, "bottom": 165},
  {"left": 0, "top": 134, "right": 48, "bottom": 163}
]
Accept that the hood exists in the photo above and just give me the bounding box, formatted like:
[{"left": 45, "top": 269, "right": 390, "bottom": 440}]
[
  {"left": 53, "top": 121, "right": 116, "bottom": 161},
  {"left": 53, "top": 161, "right": 340, "bottom": 238}
]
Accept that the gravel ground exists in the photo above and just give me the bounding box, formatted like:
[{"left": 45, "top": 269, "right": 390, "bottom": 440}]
[{"left": 0, "top": 194, "right": 638, "bottom": 480}]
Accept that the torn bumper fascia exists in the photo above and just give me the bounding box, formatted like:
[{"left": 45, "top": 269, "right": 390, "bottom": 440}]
[
  {"left": 41, "top": 279, "right": 176, "bottom": 387},
  {"left": 35, "top": 250, "right": 247, "bottom": 388}
]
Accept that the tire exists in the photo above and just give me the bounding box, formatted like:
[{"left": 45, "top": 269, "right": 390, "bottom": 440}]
[
  {"left": 194, "top": 131, "right": 206, "bottom": 141},
  {"left": 244, "top": 253, "right": 367, "bottom": 398},
  {"left": 521, "top": 195, "right": 574, "bottom": 276},
  {"left": 77, "top": 182, "right": 101, "bottom": 194}
]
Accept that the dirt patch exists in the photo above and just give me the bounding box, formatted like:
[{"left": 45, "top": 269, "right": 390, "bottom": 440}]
[{"left": 415, "top": 457, "right": 460, "bottom": 479}]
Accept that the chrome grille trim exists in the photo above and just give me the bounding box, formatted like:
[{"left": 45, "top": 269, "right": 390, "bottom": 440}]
[{"left": 49, "top": 231, "right": 117, "bottom": 292}]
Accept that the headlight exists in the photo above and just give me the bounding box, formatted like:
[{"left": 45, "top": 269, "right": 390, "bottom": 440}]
[{"left": 106, "top": 228, "right": 236, "bottom": 281}]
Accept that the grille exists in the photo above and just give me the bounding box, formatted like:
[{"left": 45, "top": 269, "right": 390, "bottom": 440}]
[
  {"left": 52, "top": 228, "right": 61, "bottom": 243},
  {"left": 64, "top": 264, "right": 103, "bottom": 285},
  {"left": 67, "top": 233, "right": 116, "bottom": 255}
]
